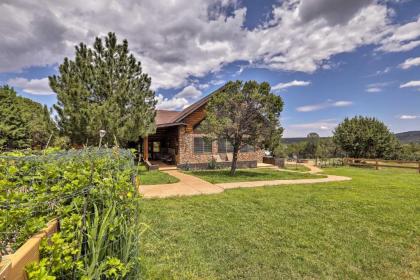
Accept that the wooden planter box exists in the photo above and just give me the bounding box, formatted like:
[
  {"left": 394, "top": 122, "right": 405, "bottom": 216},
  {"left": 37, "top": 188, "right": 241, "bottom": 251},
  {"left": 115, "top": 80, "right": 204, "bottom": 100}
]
[{"left": 0, "top": 219, "right": 59, "bottom": 280}]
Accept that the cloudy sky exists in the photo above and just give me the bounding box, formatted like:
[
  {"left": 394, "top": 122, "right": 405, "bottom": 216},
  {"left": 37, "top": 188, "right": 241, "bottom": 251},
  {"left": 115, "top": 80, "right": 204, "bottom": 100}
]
[{"left": 1, "top": 0, "right": 420, "bottom": 137}]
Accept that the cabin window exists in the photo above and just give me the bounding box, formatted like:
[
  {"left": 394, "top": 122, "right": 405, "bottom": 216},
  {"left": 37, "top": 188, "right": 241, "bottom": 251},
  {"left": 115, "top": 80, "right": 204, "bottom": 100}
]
[
  {"left": 194, "top": 137, "right": 212, "bottom": 153},
  {"left": 240, "top": 144, "right": 255, "bottom": 152},
  {"left": 217, "top": 138, "right": 233, "bottom": 153}
]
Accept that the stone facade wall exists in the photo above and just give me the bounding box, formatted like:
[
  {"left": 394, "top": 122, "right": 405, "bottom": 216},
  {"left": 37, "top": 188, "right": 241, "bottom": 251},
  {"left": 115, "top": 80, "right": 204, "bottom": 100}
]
[
  {"left": 177, "top": 129, "right": 265, "bottom": 165},
  {"left": 178, "top": 160, "right": 257, "bottom": 170}
]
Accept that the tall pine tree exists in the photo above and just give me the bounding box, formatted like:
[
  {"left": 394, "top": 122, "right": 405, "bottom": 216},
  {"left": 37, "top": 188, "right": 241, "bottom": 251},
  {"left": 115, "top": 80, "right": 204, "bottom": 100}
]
[
  {"left": 0, "top": 86, "right": 30, "bottom": 149},
  {"left": 50, "top": 32, "right": 157, "bottom": 146},
  {"left": 0, "top": 86, "right": 57, "bottom": 150}
]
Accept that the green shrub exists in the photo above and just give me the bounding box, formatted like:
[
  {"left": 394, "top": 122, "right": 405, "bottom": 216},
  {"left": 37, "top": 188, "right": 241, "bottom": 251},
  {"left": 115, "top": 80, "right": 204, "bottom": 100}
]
[{"left": 1, "top": 148, "right": 142, "bottom": 279}]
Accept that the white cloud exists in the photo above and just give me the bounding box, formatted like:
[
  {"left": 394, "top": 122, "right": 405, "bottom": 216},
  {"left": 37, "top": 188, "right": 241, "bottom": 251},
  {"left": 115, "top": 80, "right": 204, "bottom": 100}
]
[
  {"left": 272, "top": 80, "right": 311, "bottom": 91},
  {"left": 366, "top": 87, "right": 382, "bottom": 93},
  {"left": 0, "top": 0, "right": 400, "bottom": 90},
  {"left": 155, "top": 94, "right": 189, "bottom": 111},
  {"left": 376, "top": 67, "right": 391, "bottom": 75},
  {"left": 209, "top": 79, "right": 225, "bottom": 86},
  {"left": 7, "top": 77, "right": 54, "bottom": 95},
  {"left": 399, "top": 57, "right": 420, "bottom": 69},
  {"left": 156, "top": 84, "right": 203, "bottom": 110},
  {"left": 174, "top": 85, "right": 202, "bottom": 99},
  {"left": 378, "top": 17, "right": 420, "bottom": 52},
  {"left": 285, "top": 119, "right": 338, "bottom": 137},
  {"left": 296, "top": 100, "right": 353, "bottom": 112},
  {"left": 333, "top": 101, "right": 353, "bottom": 107},
  {"left": 400, "top": 80, "right": 420, "bottom": 88},
  {"left": 365, "top": 81, "right": 392, "bottom": 93},
  {"left": 399, "top": 115, "right": 419, "bottom": 120},
  {"left": 289, "top": 120, "right": 337, "bottom": 130}
]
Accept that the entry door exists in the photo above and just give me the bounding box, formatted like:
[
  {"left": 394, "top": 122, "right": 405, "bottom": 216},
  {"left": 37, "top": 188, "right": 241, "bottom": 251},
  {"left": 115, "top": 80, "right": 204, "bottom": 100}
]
[{"left": 150, "top": 141, "right": 161, "bottom": 160}]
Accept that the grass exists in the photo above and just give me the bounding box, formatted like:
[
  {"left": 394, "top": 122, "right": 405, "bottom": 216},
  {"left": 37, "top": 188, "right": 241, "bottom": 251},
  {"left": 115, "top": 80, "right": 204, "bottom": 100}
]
[
  {"left": 138, "top": 165, "right": 179, "bottom": 185},
  {"left": 139, "top": 167, "right": 420, "bottom": 279},
  {"left": 185, "top": 168, "right": 323, "bottom": 184},
  {"left": 284, "top": 163, "right": 311, "bottom": 172}
]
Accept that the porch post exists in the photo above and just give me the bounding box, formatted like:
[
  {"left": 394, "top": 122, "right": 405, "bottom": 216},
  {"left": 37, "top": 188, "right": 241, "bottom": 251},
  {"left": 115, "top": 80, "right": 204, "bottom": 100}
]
[{"left": 143, "top": 136, "right": 149, "bottom": 161}]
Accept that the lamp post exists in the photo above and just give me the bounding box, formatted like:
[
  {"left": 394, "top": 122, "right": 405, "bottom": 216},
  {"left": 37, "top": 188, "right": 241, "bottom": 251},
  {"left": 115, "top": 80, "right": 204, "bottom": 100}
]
[{"left": 99, "top": 130, "right": 106, "bottom": 148}]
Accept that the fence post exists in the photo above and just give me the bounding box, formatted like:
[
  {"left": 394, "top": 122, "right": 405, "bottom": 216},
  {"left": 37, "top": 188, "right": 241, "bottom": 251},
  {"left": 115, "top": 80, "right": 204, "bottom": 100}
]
[
  {"left": 375, "top": 159, "right": 379, "bottom": 170},
  {"left": 418, "top": 162, "right": 420, "bottom": 174}
]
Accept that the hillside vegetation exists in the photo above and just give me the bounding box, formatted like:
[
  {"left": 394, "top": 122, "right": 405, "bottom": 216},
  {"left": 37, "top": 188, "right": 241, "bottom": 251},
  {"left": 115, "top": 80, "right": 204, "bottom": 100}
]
[{"left": 284, "top": 131, "right": 420, "bottom": 145}]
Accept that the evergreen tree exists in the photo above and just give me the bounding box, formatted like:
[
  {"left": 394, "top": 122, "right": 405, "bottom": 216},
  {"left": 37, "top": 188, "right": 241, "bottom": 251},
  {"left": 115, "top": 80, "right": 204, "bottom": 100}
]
[
  {"left": 0, "top": 86, "right": 57, "bottom": 150},
  {"left": 202, "top": 80, "right": 284, "bottom": 175},
  {"left": 18, "top": 98, "right": 57, "bottom": 148},
  {"left": 50, "top": 32, "right": 157, "bottom": 146},
  {"left": 303, "top": 132, "right": 320, "bottom": 158},
  {"left": 0, "top": 86, "right": 30, "bottom": 149}
]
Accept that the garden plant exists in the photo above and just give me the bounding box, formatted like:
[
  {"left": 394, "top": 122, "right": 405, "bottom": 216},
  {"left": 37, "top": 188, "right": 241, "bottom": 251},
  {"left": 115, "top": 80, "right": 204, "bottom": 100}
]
[{"left": 0, "top": 148, "right": 142, "bottom": 279}]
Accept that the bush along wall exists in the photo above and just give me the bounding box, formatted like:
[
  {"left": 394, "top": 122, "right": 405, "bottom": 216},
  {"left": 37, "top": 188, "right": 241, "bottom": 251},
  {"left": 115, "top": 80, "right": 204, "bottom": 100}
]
[{"left": 0, "top": 148, "right": 142, "bottom": 279}]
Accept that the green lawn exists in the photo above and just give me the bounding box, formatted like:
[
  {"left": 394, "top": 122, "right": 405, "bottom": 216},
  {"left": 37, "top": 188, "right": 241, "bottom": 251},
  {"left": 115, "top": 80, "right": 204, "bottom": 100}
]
[
  {"left": 139, "top": 167, "right": 420, "bottom": 279},
  {"left": 185, "top": 168, "right": 323, "bottom": 184},
  {"left": 284, "top": 163, "right": 311, "bottom": 172},
  {"left": 138, "top": 165, "right": 179, "bottom": 185}
]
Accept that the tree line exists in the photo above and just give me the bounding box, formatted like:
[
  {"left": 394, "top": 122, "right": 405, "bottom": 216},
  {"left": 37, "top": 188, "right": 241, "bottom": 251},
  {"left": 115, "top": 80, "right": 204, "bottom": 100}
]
[{"left": 282, "top": 116, "right": 420, "bottom": 161}]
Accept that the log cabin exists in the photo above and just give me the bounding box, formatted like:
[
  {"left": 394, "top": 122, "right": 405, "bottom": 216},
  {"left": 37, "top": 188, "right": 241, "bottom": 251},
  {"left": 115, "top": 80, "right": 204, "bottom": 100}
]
[{"left": 141, "top": 88, "right": 265, "bottom": 169}]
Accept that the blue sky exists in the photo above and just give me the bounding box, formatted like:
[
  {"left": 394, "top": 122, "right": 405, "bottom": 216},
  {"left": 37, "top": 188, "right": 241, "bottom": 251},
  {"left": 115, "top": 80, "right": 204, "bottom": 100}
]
[{"left": 1, "top": 0, "right": 420, "bottom": 137}]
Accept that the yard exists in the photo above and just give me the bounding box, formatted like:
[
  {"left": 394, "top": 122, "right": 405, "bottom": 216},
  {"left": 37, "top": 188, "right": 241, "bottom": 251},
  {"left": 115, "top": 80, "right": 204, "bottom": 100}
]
[
  {"left": 185, "top": 168, "right": 324, "bottom": 184},
  {"left": 138, "top": 165, "right": 179, "bottom": 185},
  {"left": 139, "top": 167, "right": 420, "bottom": 279},
  {"left": 283, "top": 163, "right": 311, "bottom": 172}
]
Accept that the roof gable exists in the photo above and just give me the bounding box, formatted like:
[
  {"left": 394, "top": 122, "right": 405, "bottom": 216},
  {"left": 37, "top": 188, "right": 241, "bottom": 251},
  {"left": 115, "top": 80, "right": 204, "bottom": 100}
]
[
  {"left": 155, "top": 85, "right": 224, "bottom": 127},
  {"left": 173, "top": 86, "right": 223, "bottom": 123},
  {"left": 155, "top": 110, "right": 180, "bottom": 125}
]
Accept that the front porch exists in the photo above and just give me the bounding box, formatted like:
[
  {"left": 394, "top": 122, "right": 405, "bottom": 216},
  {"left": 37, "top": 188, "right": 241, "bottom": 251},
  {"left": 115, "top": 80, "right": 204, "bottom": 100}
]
[
  {"left": 149, "top": 160, "right": 177, "bottom": 171},
  {"left": 141, "top": 125, "right": 180, "bottom": 170}
]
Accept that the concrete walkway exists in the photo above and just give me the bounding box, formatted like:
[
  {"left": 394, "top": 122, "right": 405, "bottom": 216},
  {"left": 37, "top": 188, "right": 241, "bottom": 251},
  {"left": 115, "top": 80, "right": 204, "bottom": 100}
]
[
  {"left": 303, "top": 161, "right": 323, "bottom": 174},
  {"left": 139, "top": 165, "right": 352, "bottom": 199},
  {"left": 139, "top": 170, "right": 224, "bottom": 198},
  {"left": 215, "top": 175, "right": 351, "bottom": 189}
]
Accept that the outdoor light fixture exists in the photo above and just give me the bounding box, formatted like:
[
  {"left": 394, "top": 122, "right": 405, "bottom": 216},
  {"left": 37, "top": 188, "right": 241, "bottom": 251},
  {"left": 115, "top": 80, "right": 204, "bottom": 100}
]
[{"left": 99, "top": 130, "right": 106, "bottom": 148}]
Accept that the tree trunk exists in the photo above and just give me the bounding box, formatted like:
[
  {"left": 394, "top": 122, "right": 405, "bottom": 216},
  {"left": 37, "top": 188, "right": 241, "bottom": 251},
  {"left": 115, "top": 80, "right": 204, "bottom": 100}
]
[{"left": 230, "top": 146, "right": 239, "bottom": 176}]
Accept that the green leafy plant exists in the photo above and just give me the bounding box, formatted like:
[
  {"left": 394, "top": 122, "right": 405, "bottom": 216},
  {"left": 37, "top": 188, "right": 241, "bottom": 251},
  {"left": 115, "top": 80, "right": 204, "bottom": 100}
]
[{"left": 1, "top": 148, "right": 142, "bottom": 279}]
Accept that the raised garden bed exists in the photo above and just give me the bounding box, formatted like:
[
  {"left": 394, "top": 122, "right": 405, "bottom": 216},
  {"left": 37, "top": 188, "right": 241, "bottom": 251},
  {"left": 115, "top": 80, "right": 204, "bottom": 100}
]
[
  {"left": 0, "top": 148, "right": 143, "bottom": 279},
  {"left": 0, "top": 220, "right": 58, "bottom": 280}
]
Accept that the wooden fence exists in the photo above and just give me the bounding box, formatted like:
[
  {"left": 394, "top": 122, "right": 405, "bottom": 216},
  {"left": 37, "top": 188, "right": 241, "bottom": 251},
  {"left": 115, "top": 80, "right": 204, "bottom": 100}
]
[{"left": 344, "top": 158, "right": 420, "bottom": 173}]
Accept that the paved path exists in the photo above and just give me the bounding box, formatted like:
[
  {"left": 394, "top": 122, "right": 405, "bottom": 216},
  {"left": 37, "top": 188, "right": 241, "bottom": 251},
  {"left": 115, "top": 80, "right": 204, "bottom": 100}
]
[
  {"left": 303, "top": 161, "right": 323, "bottom": 174},
  {"left": 139, "top": 170, "right": 224, "bottom": 198},
  {"left": 139, "top": 166, "right": 351, "bottom": 199},
  {"left": 215, "top": 175, "right": 351, "bottom": 189}
]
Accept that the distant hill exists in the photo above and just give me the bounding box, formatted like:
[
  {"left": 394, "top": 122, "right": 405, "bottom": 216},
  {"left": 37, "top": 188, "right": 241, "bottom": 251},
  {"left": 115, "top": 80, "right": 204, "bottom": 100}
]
[
  {"left": 283, "top": 131, "right": 420, "bottom": 144},
  {"left": 282, "top": 137, "right": 330, "bottom": 144},
  {"left": 395, "top": 131, "right": 420, "bottom": 144}
]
